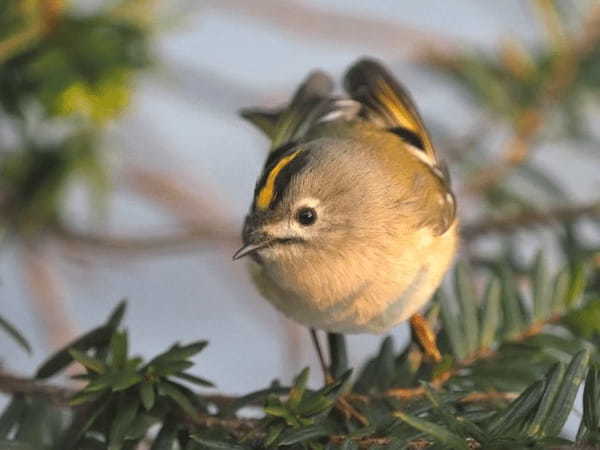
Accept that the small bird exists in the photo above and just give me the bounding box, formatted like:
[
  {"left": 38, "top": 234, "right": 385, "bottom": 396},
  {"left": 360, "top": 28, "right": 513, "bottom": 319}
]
[{"left": 234, "top": 59, "right": 458, "bottom": 371}]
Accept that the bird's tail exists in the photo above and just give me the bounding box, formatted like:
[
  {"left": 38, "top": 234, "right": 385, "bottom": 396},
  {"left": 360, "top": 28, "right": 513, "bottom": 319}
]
[{"left": 240, "top": 71, "right": 334, "bottom": 152}]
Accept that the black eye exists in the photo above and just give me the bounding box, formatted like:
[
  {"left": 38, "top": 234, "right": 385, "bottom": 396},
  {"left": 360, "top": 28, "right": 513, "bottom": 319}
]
[{"left": 296, "top": 207, "right": 317, "bottom": 226}]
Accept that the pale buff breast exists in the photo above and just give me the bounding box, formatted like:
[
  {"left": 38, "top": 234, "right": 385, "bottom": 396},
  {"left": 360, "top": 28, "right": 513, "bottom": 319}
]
[{"left": 247, "top": 222, "right": 459, "bottom": 334}]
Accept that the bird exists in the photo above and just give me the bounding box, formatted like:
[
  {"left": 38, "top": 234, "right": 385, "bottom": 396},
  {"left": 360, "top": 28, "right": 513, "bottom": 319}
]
[{"left": 234, "top": 58, "right": 458, "bottom": 384}]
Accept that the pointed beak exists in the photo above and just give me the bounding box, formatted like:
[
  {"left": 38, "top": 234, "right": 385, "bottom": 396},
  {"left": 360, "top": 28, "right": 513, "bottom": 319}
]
[
  {"left": 232, "top": 241, "right": 270, "bottom": 260},
  {"left": 236, "top": 213, "right": 273, "bottom": 261}
]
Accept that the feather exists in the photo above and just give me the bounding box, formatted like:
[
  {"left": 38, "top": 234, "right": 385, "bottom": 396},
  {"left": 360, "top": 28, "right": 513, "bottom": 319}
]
[
  {"left": 239, "top": 108, "right": 282, "bottom": 140},
  {"left": 241, "top": 59, "right": 456, "bottom": 234},
  {"left": 240, "top": 71, "right": 335, "bottom": 151},
  {"left": 344, "top": 58, "right": 455, "bottom": 234},
  {"left": 344, "top": 58, "right": 440, "bottom": 167}
]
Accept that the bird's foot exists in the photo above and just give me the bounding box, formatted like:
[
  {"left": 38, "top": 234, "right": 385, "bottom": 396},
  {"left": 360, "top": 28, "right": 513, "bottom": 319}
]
[
  {"left": 410, "top": 313, "right": 442, "bottom": 363},
  {"left": 334, "top": 394, "right": 369, "bottom": 426}
]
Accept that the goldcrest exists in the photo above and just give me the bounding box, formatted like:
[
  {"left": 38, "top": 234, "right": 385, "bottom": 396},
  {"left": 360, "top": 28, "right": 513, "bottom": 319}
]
[{"left": 234, "top": 59, "right": 458, "bottom": 334}]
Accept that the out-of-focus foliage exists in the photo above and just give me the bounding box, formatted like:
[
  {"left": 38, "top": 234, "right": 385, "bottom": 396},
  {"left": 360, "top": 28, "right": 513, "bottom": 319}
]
[
  {"left": 0, "top": 0, "right": 152, "bottom": 236},
  {"left": 0, "top": 13, "right": 148, "bottom": 121},
  {"left": 1, "top": 132, "right": 105, "bottom": 233}
]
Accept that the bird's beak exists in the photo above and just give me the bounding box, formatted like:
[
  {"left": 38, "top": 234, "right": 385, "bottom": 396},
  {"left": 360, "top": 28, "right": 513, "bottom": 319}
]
[{"left": 232, "top": 240, "right": 270, "bottom": 260}]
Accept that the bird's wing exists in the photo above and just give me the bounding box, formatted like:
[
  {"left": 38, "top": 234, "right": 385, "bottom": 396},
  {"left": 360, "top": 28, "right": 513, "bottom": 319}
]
[
  {"left": 344, "top": 59, "right": 442, "bottom": 169},
  {"left": 344, "top": 58, "right": 456, "bottom": 234}
]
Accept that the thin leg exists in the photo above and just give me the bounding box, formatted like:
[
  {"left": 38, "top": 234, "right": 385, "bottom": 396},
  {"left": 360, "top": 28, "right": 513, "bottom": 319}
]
[
  {"left": 410, "top": 313, "right": 442, "bottom": 363},
  {"left": 327, "top": 333, "right": 347, "bottom": 379},
  {"left": 309, "top": 329, "right": 368, "bottom": 426},
  {"left": 310, "top": 328, "right": 332, "bottom": 383}
]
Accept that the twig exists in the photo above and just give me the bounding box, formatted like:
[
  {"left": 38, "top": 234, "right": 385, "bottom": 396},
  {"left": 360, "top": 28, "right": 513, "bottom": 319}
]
[
  {"left": 0, "top": 368, "right": 72, "bottom": 406},
  {"left": 204, "top": 0, "right": 459, "bottom": 62},
  {"left": 125, "top": 166, "right": 234, "bottom": 230},
  {"left": 51, "top": 224, "right": 239, "bottom": 256},
  {"left": 462, "top": 201, "right": 600, "bottom": 241},
  {"left": 459, "top": 391, "right": 518, "bottom": 404},
  {"left": 19, "top": 242, "right": 78, "bottom": 352},
  {"left": 329, "top": 435, "right": 392, "bottom": 448},
  {"left": 384, "top": 369, "right": 454, "bottom": 399},
  {"left": 187, "top": 414, "right": 259, "bottom": 439}
]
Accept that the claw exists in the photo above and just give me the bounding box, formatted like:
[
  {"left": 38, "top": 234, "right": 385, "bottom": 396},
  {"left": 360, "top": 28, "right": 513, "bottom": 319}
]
[{"left": 410, "top": 313, "right": 442, "bottom": 363}]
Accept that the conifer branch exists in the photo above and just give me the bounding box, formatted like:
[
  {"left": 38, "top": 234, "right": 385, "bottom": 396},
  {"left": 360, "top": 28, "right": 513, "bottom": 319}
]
[
  {"left": 462, "top": 4, "right": 600, "bottom": 195},
  {"left": 463, "top": 201, "right": 600, "bottom": 241}
]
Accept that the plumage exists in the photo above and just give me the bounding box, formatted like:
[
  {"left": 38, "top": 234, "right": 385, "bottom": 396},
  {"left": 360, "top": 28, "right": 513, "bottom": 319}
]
[
  {"left": 242, "top": 70, "right": 335, "bottom": 151},
  {"left": 255, "top": 150, "right": 303, "bottom": 210},
  {"left": 237, "top": 59, "right": 459, "bottom": 334},
  {"left": 344, "top": 59, "right": 437, "bottom": 161}
]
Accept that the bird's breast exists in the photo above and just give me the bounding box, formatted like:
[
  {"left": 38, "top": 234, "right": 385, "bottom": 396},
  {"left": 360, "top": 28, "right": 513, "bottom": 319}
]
[{"left": 249, "top": 222, "right": 459, "bottom": 334}]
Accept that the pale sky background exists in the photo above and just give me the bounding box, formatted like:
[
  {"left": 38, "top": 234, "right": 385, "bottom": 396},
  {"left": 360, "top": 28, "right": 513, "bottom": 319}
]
[{"left": 1, "top": 1, "right": 596, "bottom": 420}]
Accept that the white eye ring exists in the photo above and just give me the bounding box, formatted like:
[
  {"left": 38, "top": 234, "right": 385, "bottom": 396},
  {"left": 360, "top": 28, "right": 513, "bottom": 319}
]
[{"left": 296, "top": 197, "right": 320, "bottom": 209}]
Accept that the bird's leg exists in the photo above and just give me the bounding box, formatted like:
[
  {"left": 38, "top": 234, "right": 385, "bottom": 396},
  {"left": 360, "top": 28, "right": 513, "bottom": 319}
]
[
  {"left": 327, "top": 333, "right": 348, "bottom": 379},
  {"left": 409, "top": 313, "right": 442, "bottom": 363},
  {"left": 308, "top": 329, "right": 368, "bottom": 426},
  {"left": 310, "top": 328, "right": 333, "bottom": 383}
]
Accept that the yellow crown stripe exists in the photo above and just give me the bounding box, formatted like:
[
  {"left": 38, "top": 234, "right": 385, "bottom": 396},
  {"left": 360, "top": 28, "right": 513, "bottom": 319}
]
[{"left": 256, "top": 150, "right": 301, "bottom": 210}]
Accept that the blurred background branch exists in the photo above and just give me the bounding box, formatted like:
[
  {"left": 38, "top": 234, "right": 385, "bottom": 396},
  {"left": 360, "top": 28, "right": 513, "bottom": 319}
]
[
  {"left": 464, "top": 200, "right": 600, "bottom": 241},
  {"left": 52, "top": 224, "right": 238, "bottom": 255},
  {"left": 205, "top": 0, "right": 459, "bottom": 61}
]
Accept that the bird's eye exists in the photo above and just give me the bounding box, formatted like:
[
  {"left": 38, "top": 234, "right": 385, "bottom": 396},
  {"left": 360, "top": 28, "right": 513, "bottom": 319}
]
[{"left": 295, "top": 207, "right": 317, "bottom": 226}]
